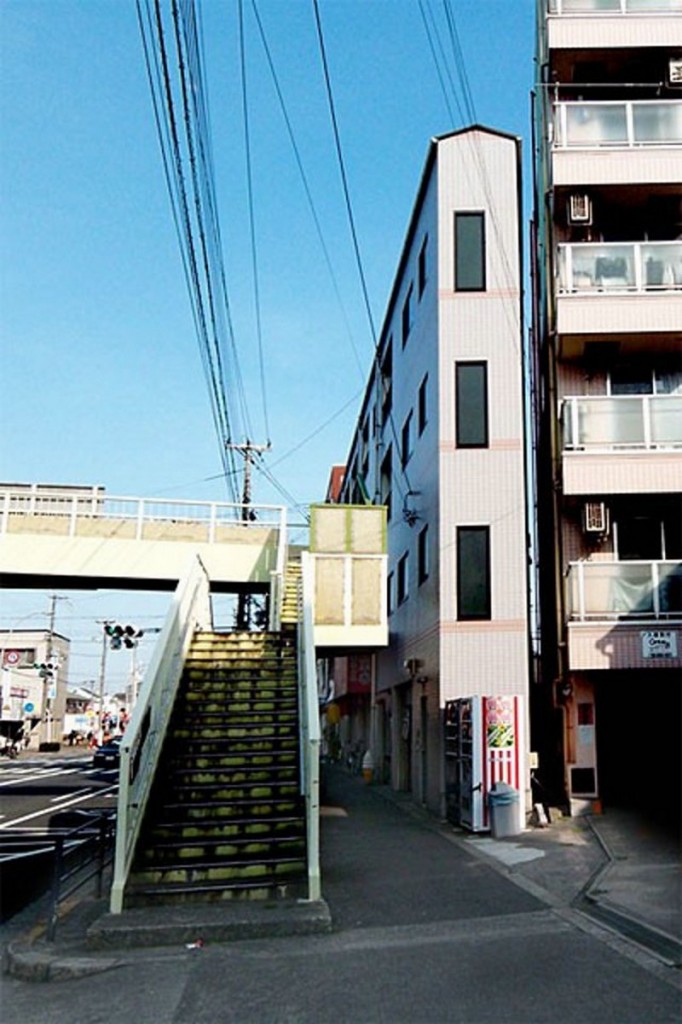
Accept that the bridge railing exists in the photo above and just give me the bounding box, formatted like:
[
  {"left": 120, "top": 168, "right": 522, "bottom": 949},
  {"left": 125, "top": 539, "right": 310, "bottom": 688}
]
[
  {"left": 298, "top": 551, "right": 321, "bottom": 902},
  {"left": 0, "top": 488, "right": 286, "bottom": 543},
  {"left": 110, "top": 555, "right": 212, "bottom": 913}
]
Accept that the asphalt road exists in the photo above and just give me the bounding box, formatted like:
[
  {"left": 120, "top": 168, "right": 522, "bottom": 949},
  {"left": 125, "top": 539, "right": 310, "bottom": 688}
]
[
  {"left": 1, "top": 766, "right": 680, "bottom": 1024},
  {"left": 0, "top": 752, "right": 118, "bottom": 833}
]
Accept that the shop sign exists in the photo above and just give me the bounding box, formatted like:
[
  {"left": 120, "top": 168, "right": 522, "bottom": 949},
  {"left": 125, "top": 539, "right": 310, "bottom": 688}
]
[{"left": 641, "top": 630, "right": 677, "bottom": 659}]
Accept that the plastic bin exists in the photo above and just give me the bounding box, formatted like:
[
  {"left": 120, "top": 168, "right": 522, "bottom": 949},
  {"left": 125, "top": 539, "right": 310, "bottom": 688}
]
[{"left": 488, "top": 782, "right": 520, "bottom": 838}]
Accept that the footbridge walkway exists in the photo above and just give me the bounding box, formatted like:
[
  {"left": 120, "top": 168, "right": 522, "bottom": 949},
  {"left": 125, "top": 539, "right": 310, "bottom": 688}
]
[{"left": 0, "top": 485, "right": 288, "bottom": 593}]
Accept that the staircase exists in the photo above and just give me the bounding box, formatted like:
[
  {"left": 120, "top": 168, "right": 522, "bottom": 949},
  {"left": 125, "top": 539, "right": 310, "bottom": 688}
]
[{"left": 124, "top": 623, "right": 307, "bottom": 908}]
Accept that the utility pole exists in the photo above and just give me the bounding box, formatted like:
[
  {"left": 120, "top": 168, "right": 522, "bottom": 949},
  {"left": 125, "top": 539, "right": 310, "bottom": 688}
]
[
  {"left": 42, "top": 593, "right": 66, "bottom": 747},
  {"left": 225, "top": 439, "right": 271, "bottom": 630},
  {"left": 96, "top": 621, "right": 113, "bottom": 745}
]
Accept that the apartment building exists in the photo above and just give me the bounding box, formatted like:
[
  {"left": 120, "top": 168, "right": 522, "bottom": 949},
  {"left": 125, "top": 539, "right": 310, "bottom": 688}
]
[
  {"left": 532, "top": 0, "right": 682, "bottom": 819},
  {"left": 334, "top": 127, "right": 530, "bottom": 818}
]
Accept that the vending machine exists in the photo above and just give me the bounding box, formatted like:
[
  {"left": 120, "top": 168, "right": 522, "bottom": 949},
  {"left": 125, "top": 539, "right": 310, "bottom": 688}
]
[{"left": 444, "top": 695, "right": 525, "bottom": 832}]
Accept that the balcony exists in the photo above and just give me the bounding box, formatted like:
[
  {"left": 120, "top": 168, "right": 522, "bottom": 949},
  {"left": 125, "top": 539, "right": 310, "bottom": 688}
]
[
  {"left": 549, "top": 0, "right": 682, "bottom": 14},
  {"left": 561, "top": 395, "right": 682, "bottom": 493},
  {"left": 566, "top": 559, "right": 682, "bottom": 669},
  {"left": 551, "top": 101, "right": 682, "bottom": 186},
  {"left": 555, "top": 241, "right": 682, "bottom": 338},
  {"left": 563, "top": 394, "right": 682, "bottom": 448},
  {"left": 547, "top": 3, "right": 682, "bottom": 53},
  {"left": 568, "top": 559, "right": 681, "bottom": 620}
]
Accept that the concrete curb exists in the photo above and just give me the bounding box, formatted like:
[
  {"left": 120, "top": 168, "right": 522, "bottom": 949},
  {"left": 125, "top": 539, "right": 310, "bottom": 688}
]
[{"left": 6, "top": 939, "right": 122, "bottom": 982}]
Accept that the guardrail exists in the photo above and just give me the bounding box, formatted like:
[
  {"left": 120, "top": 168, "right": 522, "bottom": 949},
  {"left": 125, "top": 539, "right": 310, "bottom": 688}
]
[
  {"left": 0, "top": 813, "right": 114, "bottom": 938},
  {"left": 0, "top": 488, "right": 287, "bottom": 542},
  {"left": 110, "top": 555, "right": 212, "bottom": 913},
  {"left": 567, "top": 560, "right": 682, "bottom": 620},
  {"left": 562, "top": 394, "right": 682, "bottom": 449},
  {"left": 299, "top": 552, "right": 321, "bottom": 902}
]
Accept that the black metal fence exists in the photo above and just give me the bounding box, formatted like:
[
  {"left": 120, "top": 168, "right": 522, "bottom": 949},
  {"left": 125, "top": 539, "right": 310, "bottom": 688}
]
[{"left": 0, "top": 811, "right": 115, "bottom": 938}]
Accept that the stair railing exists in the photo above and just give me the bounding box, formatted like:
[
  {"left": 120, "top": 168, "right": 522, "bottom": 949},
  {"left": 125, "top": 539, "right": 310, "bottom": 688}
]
[
  {"left": 110, "top": 554, "right": 213, "bottom": 913},
  {"left": 267, "top": 505, "right": 288, "bottom": 632},
  {"left": 298, "top": 551, "right": 321, "bottom": 901}
]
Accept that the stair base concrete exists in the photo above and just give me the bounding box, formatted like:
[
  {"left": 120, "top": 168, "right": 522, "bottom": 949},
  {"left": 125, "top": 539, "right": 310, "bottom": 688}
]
[{"left": 86, "top": 898, "right": 331, "bottom": 950}]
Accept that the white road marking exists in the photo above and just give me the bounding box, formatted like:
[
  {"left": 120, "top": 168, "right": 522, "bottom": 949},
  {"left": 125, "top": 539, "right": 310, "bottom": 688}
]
[
  {"left": 51, "top": 787, "right": 92, "bottom": 803},
  {"left": 0, "top": 766, "right": 84, "bottom": 788},
  {"left": 0, "top": 783, "right": 118, "bottom": 829}
]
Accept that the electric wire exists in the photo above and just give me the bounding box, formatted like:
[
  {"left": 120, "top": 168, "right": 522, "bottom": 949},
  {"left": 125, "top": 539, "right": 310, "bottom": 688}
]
[
  {"left": 250, "top": 0, "right": 366, "bottom": 382},
  {"left": 238, "top": 0, "right": 271, "bottom": 444},
  {"left": 311, "top": 0, "right": 414, "bottom": 508}
]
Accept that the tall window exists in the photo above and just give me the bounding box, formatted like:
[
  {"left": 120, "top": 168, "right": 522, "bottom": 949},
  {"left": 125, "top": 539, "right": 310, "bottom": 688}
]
[
  {"left": 418, "top": 524, "right": 429, "bottom": 585},
  {"left": 397, "top": 552, "right": 409, "bottom": 605},
  {"left": 418, "top": 236, "right": 428, "bottom": 298},
  {"left": 456, "top": 362, "right": 488, "bottom": 448},
  {"left": 455, "top": 212, "right": 486, "bottom": 291},
  {"left": 457, "top": 526, "right": 490, "bottom": 620},
  {"left": 381, "top": 339, "right": 393, "bottom": 425},
  {"left": 380, "top": 447, "right": 392, "bottom": 521},
  {"left": 402, "top": 285, "right": 414, "bottom": 347},
  {"left": 418, "top": 373, "right": 428, "bottom": 435},
  {"left": 401, "top": 411, "right": 413, "bottom": 468},
  {"left": 387, "top": 571, "right": 394, "bottom": 617}
]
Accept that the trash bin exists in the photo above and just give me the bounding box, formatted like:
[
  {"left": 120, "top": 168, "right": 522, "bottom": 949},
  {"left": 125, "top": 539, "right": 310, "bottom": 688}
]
[{"left": 488, "top": 782, "right": 520, "bottom": 838}]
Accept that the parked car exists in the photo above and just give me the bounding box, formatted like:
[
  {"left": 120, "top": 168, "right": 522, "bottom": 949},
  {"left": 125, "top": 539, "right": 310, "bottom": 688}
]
[{"left": 92, "top": 735, "right": 121, "bottom": 769}]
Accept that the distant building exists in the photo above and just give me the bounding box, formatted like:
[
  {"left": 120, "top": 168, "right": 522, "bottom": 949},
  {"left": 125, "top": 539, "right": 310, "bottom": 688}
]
[
  {"left": 332, "top": 126, "right": 531, "bottom": 818},
  {"left": 0, "top": 629, "right": 70, "bottom": 747},
  {"left": 532, "top": 0, "right": 682, "bottom": 819}
]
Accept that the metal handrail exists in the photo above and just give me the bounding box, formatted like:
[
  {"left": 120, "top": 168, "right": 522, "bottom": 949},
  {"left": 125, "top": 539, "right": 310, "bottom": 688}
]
[
  {"left": 299, "top": 552, "right": 321, "bottom": 902},
  {"left": 109, "top": 555, "right": 212, "bottom": 913}
]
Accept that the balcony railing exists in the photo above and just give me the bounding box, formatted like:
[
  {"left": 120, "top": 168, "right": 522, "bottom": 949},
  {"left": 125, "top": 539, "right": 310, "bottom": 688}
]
[
  {"left": 562, "top": 394, "right": 682, "bottom": 449},
  {"left": 554, "top": 100, "right": 682, "bottom": 149},
  {"left": 568, "top": 560, "right": 682, "bottom": 620},
  {"left": 557, "top": 241, "right": 682, "bottom": 294},
  {"left": 549, "top": 1, "right": 682, "bottom": 15}
]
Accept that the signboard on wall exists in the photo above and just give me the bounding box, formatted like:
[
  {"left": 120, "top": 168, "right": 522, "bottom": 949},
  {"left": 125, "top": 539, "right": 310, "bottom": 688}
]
[{"left": 641, "top": 630, "right": 677, "bottom": 659}]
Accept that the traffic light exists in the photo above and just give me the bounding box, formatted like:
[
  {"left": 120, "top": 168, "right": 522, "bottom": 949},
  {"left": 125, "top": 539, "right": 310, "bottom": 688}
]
[
  {"left": 33, "top": 662, "right": 57, "bottom": 678},
  {"left": 104, "top": 623, "right": 143, "bottom": 650}
]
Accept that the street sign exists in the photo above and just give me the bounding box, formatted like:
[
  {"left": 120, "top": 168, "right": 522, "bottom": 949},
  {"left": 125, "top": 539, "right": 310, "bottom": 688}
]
[
  {"left": 24, "top": 702, "right": 35, "bottom": 713},
  {"left": 3, "top": 650, "right": 20, "bottom": 667}
]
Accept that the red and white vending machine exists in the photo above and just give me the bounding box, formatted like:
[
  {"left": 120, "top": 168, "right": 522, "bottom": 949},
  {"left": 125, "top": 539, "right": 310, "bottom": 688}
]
[{"left": 444, "top": 695, "right": 525, "bottom": 833}]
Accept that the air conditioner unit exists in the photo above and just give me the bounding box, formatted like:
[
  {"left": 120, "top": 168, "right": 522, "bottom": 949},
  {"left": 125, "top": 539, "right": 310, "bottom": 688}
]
[
  {"left": 568, "top": 194, "right": 592, "bottom": 226},
  {"left": 583, "top": 502, "right": 609, "bottom": 535},
  {"left": 668, "top": 58, "right": 682, "bottom": 87}
]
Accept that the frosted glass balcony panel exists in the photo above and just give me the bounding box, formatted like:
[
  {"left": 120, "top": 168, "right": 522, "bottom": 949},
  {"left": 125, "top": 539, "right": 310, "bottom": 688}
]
[
  {"left": 651, "top": 396, "right": 682, "bottom": 444},
  {"left": 633, "top": 103, "right": 682, "bottom": 144}
]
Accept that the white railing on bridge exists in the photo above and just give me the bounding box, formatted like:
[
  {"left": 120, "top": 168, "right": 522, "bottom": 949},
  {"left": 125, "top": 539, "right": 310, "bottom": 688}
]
[
  {"left": 567, "top": 560, "right": 682, "bottom": 620},
  {"left": 557, "top": 241, "right": 682, "bottom": 294},
  {"left": 0, "top": 487, "right": 287, "bottom": 541},
  {"left": 549, "top": 1, "right": 682, "bottom": 16},
  {"left": 110, "top": 556, "right": 212, "bottom": 913},
  {"left": 562, "top": 394, "right": 682, "bottom": 449},
  {"left": 553, "top": 100, "right": 682, "bottom": 149}
]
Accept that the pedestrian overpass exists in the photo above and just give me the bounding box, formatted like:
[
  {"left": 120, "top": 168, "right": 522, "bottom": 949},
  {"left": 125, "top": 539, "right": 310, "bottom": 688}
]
[{"left": 0, "top": 484, "right": 388, "bottom": 913}]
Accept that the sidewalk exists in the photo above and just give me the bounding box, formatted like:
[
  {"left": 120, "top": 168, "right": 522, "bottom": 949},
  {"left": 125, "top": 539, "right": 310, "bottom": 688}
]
[{"left": 3, "top": 765, "right": 680, "bottom": 981}]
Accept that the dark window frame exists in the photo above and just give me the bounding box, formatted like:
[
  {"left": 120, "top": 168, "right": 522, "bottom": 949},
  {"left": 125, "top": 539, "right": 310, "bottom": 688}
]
[
  {"left": 418, "top": 236, "right": 428, "bottom": 298},
  {"left": 418, "top": 524, "right": 429, "bottom": 585},
  {"left": 456, "top": 526, "right": 491, "bottom": 621},
  {"left": 401, "top": 410, "right": 414, "bottom": 468},
  {"left": 455, "top": 211, "right": 486, "bottom": 292},
  {"left": 397, "top": 551, "right": 409, "bottom": 606},
  {"left": 418, "top": 373, "right": 428, "bottom": 436},
  {"left": 401, "top": 285, "right": 414, "bottom": 347},
  {"left": 456, "top": 361, "right": 489, "bottom": 449}
]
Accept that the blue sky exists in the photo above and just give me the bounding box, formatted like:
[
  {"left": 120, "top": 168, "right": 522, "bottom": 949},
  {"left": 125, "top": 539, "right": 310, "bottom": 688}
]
[{"left": 1, "top": 0, "right": 534, "bottom": 691}]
